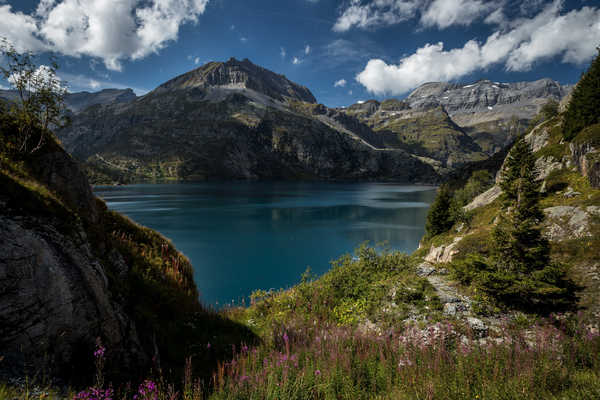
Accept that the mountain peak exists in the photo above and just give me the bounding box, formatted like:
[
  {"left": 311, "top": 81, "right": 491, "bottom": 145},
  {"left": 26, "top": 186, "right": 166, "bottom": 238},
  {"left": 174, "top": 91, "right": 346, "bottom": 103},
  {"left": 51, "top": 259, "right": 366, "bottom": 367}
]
[{"left": 156, "top": 57, "right": 316, "bottom": 103}]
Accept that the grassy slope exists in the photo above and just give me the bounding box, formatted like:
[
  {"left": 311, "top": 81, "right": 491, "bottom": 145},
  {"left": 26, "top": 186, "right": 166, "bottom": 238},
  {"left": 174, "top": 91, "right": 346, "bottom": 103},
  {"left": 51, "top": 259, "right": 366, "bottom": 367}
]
[{"left": 417, "top": 117, "right": 600, "bottom": 316}]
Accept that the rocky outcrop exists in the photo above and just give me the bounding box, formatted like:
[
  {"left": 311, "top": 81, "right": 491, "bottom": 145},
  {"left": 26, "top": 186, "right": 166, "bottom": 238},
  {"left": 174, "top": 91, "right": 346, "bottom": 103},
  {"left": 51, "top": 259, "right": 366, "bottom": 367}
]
[
  {"left": 543, "top": 206, "right": 600, "bottom": 241},
  {"left": 464, "top": 185, "right": 502, "bottom": 211},
  {"left": 0, "top": 212, "right": 146, "bottom": 379},
  {"left": 156, "top": 58, "right": 316, "bottom": 103},
  {"left": 0, "top": 132, "right": 200, "bottom": 381},
  {"left": 406, "top": 79, "right": 569, "bottom": 118},
  {"left": 570, "top": 125, "right": 600, "bottom": 188},
  {"left": 424, "top": 236, "right": 463, "bottom": 264}
]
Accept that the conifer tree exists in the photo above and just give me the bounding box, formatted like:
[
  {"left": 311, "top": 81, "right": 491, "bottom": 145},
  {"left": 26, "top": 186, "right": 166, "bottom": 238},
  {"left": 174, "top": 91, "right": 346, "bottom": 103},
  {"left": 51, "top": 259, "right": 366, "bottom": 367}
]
[
  {"left": 563, "top": 48, "right": 600, "bottom": 140},
  {"left": 425, "top": 184, "right": 454, "bottom": 238},
  {"left": 479, "top": 138, "right": 577, "bottom": 311}
]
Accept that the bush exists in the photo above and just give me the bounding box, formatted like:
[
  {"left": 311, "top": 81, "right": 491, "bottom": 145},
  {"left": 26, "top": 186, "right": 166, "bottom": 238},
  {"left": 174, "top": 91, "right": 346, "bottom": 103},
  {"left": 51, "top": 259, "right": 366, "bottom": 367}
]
[{"left": 540, "top": 99, "right": 559, "bottom": 121}]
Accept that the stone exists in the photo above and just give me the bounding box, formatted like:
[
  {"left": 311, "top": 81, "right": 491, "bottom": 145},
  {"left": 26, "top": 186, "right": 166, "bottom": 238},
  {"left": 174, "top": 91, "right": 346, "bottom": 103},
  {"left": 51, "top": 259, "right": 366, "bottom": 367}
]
[
  {"left": 525, "top": 126, "right": 549, "bottom": 152},
  {"left": 544, "top": 206, "right": 596, "bottom": 240},
  {"left": 570, "top": 140, "right": 600, "bottom": 189},
  {"left": 416, "top": 262, "right": 436, "bottom": 277},
  {"left": 464, "top": 185, "right": 502, "bottom": 211},
  {"left": 467, "top": 317, "right": 488, "bottom": 338},
  {"left": 424, "top": 236, "right": 463, "bottom": 264},
  {"left": 443, "top": 302, "right": 469, "bottom": 316},
  {"left": 563, "top": 186, "right": 582, "bottom": 198},
  {"left": 535, "top": 156, "right": 563, "bottom": 181}
]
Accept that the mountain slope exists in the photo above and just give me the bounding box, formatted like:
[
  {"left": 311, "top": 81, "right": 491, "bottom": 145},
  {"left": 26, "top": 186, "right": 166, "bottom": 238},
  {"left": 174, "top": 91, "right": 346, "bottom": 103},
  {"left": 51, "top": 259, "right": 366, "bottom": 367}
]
[
  {"left": 342, "top": 78, "right": 571, "bottom": 167},
  {"left": 57, "top": 58, "right": 438, "bottom": 184}
]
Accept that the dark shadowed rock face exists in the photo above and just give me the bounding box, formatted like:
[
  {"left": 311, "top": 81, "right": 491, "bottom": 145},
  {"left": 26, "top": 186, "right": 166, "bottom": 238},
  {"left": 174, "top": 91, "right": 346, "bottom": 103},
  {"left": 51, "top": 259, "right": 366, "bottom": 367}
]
[
  {"left": 156, "top": 58, "right": 316, "bottom": 103},
  {"left": 0, "top": 212, "right": 147, "bottom": 380},
  {"left": 0, "top": 142, "right": 148, "bottom": 381}
]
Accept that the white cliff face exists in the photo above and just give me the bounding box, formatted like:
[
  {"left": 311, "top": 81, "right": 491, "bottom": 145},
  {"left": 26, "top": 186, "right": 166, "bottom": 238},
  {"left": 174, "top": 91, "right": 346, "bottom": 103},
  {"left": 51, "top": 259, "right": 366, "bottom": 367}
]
[
  {"left": 155, "top": 58, "right": 317, "bottom": 103},
  {"left": 406, "top": 78, "right": 570, "bottom": 119}
]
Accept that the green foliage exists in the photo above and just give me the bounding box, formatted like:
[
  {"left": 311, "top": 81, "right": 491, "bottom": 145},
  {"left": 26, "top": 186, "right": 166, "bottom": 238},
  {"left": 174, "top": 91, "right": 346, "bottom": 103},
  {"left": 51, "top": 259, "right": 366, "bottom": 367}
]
[
  {"left": 0, "top": 39, "right": 69, "bottom": 153},
  {"left": 425, "top": 170, "right": 493, "bottom": 239},
  {"left": 240, "top": 244, "right": 438, "bottom": 332},
  {"left": 563, "top": 49, "right": 600, "bottom": 140},
  {"left": 425, "top": 185, "right": 454, "bottom": 238},
  {"left": 540, "top": 99, "right": 559, "bottom": 121},
  {"left": 451, "top": 139, "right": 579, "bottom": 313},
  {"left": 452, "top": 170, "right": 493, "bottom": 206}
]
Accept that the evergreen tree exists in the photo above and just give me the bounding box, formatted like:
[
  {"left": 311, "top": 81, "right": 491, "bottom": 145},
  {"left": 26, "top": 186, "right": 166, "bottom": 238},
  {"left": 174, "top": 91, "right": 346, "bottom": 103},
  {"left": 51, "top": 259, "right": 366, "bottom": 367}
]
[
  {"left": 480, "top": 139, "right": 577, "bottom": 311},
  {"left": 563, "top": 48, "right": 600, "bottom": 140},
  {"left": 425, "top": 184, "right": 454, "bottom": 238}
]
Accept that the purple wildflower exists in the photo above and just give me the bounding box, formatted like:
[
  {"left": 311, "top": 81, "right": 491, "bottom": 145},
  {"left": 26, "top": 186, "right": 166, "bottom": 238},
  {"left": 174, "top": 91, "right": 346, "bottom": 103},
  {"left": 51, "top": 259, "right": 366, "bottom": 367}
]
[{"left": 315, "top": 369, "right": 321, "bottom": 377}]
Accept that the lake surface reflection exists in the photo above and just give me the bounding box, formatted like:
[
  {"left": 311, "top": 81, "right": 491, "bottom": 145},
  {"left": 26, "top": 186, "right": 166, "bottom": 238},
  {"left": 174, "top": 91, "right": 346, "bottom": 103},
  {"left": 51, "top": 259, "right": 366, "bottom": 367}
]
[{"left": 95, "top": 182, "right": 436, "bottom": 307}]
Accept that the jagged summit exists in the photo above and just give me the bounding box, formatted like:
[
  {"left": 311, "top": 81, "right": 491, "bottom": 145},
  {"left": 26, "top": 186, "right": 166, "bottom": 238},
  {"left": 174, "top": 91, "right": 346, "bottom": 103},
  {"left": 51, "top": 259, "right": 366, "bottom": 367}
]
[
  {"left": 406, "top": 78, "right": 569, "bottom": 115},
  {"left": 155, "top": 57, "right": 316, "bottom": 103}
]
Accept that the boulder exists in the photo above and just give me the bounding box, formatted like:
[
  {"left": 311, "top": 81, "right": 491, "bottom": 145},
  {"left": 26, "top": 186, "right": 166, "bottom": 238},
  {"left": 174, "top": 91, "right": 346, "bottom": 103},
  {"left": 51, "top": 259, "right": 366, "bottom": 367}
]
[{"left": 424, "top": 236, "right": 463, "bottom": 264}]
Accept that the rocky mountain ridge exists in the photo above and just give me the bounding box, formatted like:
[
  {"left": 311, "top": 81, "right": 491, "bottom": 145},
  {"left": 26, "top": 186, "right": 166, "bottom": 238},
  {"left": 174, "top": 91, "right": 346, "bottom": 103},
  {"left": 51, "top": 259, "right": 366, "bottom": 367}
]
[
  {"left": 56, "top": 58, "right": 438, "bottom": 184},
  {"left": 155, "top": 58, "right": 316, "bottom": 103},
  {"left": 342, "top": 78, "right": 571, "bottom": 163},
  {"left": 53, "top": 59, "right": 571, "bottom": 183}
]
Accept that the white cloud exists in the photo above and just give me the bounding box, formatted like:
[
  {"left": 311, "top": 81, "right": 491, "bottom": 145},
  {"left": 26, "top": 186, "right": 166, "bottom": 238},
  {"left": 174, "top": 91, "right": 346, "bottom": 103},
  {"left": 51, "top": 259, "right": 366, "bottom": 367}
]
[
  {"left": 0, "top": 5, "right": 45, "bottom": 52},
  {"left": 230, "top": 24, "right": 235, "bottom": 30},
  {"left": 357, "top": 1, "right": 600, "bottom": 95},
  {"left": 484, "top": 8, "right": 505, "bottom": 26},
  {"left": 280, "top": 47, "right": 286, "bottom": 58},
  {"left": 348, "top": 90, "right": 353, "bottom": 95},
  {"left": 194, "top": 57, "right": 201, "bottom": 65},
  {"left": 334, "top": 79, "right": 347, "bottom": 87},
  {"left": 0, "top": 0, "right": 210, "bottom": 71},
  {"left": 420, "top": 0, "right": 495, "bottom": 29},
  {"left": 333, "top": 0, "right": 418, "bottom": 32},
  {"left": 240, "top": 36, "right": 248, "bottom": 43},
  {"left": 305, "top": 44, "right": 311, "bottom": 55},
  {"left": 292, "top": 56, "right": 302, "bottom": 65}
]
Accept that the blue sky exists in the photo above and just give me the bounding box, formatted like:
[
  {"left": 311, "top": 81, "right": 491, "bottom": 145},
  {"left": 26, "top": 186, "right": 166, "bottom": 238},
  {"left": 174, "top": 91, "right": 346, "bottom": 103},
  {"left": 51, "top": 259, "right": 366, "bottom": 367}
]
[{"left": 1, "top": 0, "right": 599, "bottom": 107}]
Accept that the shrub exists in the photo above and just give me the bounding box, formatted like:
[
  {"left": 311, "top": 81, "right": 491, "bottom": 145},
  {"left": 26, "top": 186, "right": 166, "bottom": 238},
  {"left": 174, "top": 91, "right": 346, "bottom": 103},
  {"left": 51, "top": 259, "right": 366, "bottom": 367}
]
[{"left": 540, "top": 99, "right": 559, "bottom": 121}]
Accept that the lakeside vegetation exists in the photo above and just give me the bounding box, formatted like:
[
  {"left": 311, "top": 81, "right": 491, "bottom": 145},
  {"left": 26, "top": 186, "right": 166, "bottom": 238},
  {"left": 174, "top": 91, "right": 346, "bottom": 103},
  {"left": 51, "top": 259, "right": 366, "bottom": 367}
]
[{"left": 1, "top": 46, "right": 600, "bottom": 400}]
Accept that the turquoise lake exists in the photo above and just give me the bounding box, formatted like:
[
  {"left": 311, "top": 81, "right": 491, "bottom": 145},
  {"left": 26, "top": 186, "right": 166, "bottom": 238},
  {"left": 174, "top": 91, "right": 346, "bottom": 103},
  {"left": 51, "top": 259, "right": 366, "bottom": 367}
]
[{"left": 94, "top": 182, "right": 437, "bottom": 307}]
